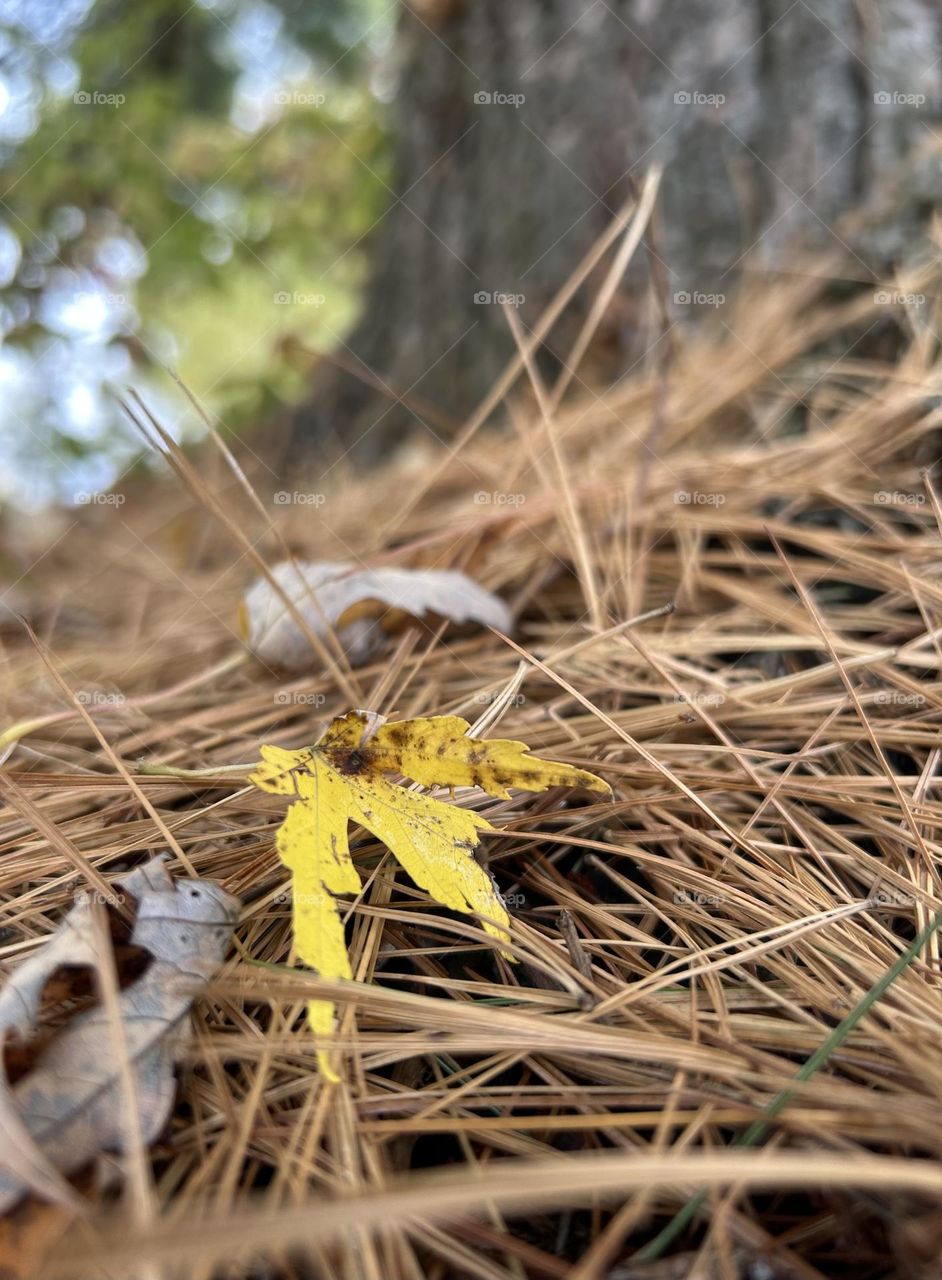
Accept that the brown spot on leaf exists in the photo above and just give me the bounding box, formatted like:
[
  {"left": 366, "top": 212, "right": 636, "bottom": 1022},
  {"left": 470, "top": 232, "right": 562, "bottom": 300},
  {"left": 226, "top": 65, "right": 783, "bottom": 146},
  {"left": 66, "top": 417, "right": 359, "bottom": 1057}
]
[{"left": 330, "top": 748, "right": 367, "bottom": 776}]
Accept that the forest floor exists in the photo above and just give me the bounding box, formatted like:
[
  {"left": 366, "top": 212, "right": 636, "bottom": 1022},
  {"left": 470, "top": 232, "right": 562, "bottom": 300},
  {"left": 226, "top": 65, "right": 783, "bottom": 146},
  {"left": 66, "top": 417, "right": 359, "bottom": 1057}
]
[{"left": 2, "top": 260, "right": 942, "bottom": 1279}]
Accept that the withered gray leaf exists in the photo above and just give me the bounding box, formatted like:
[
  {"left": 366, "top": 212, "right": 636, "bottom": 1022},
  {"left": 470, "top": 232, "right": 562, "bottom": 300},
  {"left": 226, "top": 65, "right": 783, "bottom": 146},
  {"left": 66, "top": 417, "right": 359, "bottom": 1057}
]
[
  {"left": 243, "top": 560, "right": 512, "bottom": 670},
  {"left": 0, "top": 856, "right": 238, "bottom": 1214}
]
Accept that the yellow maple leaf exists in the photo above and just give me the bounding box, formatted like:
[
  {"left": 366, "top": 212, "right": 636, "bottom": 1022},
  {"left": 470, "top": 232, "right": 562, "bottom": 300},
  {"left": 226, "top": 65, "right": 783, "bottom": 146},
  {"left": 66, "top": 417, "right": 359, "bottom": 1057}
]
[{"left": 250, "top": 710, "right": 610, "bottom": 1079}]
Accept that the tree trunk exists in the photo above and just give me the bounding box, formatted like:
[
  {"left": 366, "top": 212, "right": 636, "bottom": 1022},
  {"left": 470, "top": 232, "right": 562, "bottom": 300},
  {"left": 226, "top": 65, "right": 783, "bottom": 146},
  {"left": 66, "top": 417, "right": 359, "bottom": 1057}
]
[{"left": 292, "top": 0, "right": 942, "bottom": 462}]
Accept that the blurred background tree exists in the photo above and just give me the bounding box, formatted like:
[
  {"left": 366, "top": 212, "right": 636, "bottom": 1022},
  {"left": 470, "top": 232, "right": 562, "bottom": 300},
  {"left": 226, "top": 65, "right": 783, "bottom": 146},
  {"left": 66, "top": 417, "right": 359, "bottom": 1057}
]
[
  {"left": 1, "top": 0, "right": 940, "bottom": 504},
  {"left": 296, "top": 0, "right": 942, "bottom": 461}
]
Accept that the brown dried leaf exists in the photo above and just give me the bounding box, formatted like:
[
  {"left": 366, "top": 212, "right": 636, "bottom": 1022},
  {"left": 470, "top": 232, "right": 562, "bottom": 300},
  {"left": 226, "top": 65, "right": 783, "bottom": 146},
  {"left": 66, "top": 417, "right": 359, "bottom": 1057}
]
[
  {"left": 0, "top": 1197, "right": 76, "bottom": 1280},
  {"left": 242, "top": 560, "right": 511, "bottom": 670},
  {"left": 0, "top": 857, "right": 239, "bottom": 1215}
]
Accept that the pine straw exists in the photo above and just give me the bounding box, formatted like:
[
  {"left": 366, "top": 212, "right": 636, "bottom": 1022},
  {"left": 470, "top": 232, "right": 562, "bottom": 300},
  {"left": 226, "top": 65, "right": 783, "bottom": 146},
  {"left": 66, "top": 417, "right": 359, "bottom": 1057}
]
[{"left": 4, "top": 254, "right": 942, "bottom": 1279}]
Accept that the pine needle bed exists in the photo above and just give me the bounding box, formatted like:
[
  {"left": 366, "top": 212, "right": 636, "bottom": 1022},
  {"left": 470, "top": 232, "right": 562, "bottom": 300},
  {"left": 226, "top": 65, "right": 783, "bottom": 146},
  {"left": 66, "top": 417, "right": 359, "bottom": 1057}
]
[{"left": 3, "top": 265, "right": 942, "bottom": 1278}]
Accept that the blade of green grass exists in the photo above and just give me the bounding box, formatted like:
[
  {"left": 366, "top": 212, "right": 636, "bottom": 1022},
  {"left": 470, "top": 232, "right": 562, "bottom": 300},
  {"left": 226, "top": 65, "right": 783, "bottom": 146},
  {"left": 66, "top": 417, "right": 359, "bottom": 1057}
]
[{"left": 635, "top": 904, "right": 942, "bottom": 1262}]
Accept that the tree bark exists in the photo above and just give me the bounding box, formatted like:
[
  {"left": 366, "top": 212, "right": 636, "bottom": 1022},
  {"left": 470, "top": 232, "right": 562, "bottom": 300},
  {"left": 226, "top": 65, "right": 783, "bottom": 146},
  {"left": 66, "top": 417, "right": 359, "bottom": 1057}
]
[{"left": 292, "top": 0, "right": 942, "bottom": 462}]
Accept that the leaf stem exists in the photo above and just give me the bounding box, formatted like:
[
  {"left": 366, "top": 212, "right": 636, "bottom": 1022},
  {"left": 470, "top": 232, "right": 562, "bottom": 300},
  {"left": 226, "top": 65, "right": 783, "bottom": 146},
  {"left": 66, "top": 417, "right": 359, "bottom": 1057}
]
[{"left": 136, "top": 761, "right": 253, "bottom": 780}]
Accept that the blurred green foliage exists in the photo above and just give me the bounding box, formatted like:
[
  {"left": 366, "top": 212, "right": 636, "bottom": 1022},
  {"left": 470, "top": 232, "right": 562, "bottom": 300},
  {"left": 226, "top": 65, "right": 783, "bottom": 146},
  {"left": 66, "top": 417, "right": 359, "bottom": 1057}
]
[{"left": 0, "top": 0, "right": 393, "bottom": 505}]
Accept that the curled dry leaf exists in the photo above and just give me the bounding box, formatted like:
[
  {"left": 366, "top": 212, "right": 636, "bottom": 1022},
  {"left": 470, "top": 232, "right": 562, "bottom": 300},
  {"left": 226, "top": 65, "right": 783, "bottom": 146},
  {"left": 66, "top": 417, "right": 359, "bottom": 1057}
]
[
  {"left": 0, "top": 1197, "right": 77, "bottom": 1280},
  {"left": 250, "top": 709, "right": 610, "bottom": 1079},
  {"left": 241, "top": 560, "right": 512, "bottom": 670},
  {"left": 0, "top": 856, "right": 239, "bottom": 1215}
]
